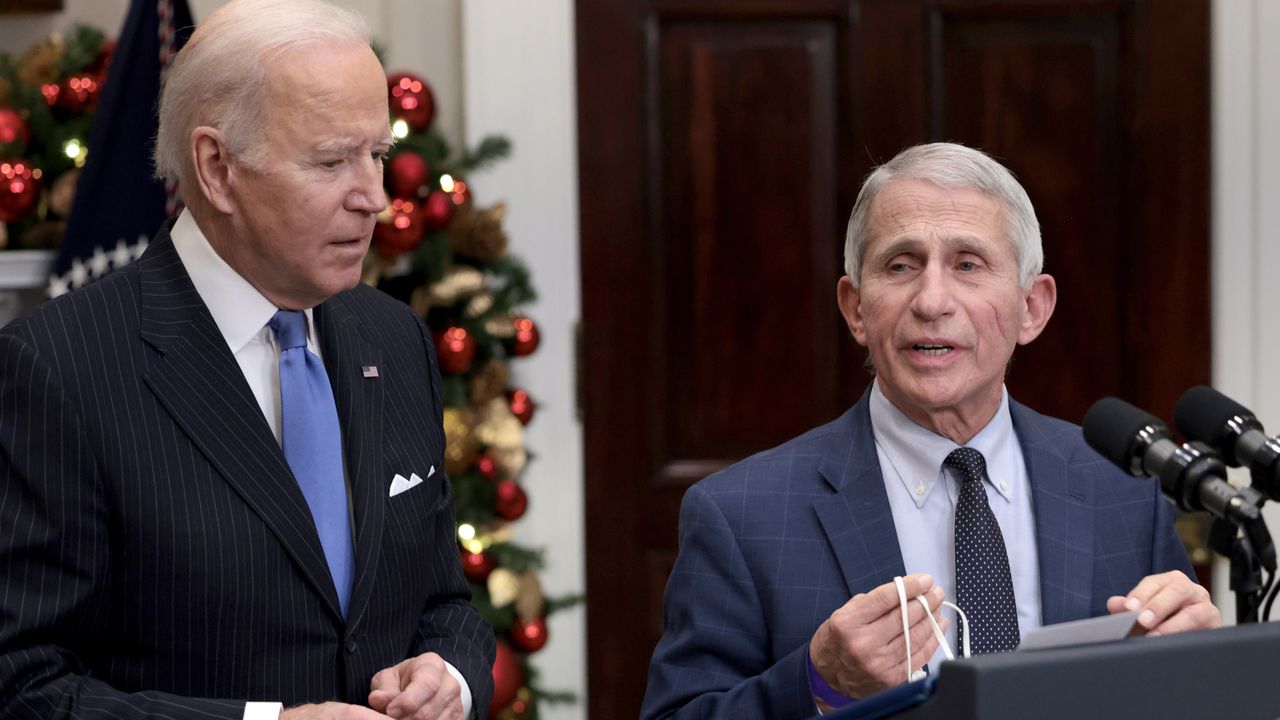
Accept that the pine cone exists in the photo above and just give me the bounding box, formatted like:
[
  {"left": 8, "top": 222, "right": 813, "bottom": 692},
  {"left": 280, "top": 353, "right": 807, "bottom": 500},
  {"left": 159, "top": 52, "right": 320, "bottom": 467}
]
[
  {"left": 469, "top": 360, "right": 509, "bottom": 405},
  {"left": 18, "top": 35, "right": 65, "bottom": 87},
  {"left": 449, "top": 201, "right": 509, "bottom": 262}
]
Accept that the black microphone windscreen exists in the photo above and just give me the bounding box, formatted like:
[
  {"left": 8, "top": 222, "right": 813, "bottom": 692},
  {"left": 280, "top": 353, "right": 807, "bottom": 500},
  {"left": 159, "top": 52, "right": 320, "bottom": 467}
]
[
  {"left": 1083, "top": 397, "right": 1165, "bottom": 472},
  {"left": 1174, "top": 385, "right": 1252, "bottom": 445}
]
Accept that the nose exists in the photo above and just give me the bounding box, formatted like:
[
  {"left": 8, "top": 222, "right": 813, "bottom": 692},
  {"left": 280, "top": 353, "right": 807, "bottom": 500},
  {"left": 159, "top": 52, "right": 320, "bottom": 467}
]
[
  {"left": 346, "top": 155, "right": 388, "bottom": 215},
  {"left": 910, "top": 264, "right": 955, "bottom": 321}
]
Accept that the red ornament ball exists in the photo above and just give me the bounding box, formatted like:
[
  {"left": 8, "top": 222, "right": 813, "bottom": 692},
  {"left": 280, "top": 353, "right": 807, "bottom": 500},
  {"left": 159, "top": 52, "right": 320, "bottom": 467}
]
[
  {"left": 387, "top": 72, "right": 436, "bottom": 132},
  {"left": 422, "top": 191, "right": 455, "bottom": 231},
  {"left": 0, "top": 160, "right": 41, "bottom": 223},
  {"left": 434, "top": 326, "right": 476, "bottom": 374},
  {"left": 387, "top": 151, "right": 430, "bottom": 197},
  {"left": 461, "top": 549, "right": 495, "bottom": 583},
  {"left": 40, "top": 83, "right": 60, "bottom": 107},
  {"left": 494, "top": 480, "right": 528, "bottom": 522},
  {"left": 488, "top": 642, "right": 525, "bottom": 718},
  {"left": 507, "top": 389, "right": 535, "bottom": 426},
  {"left": 448, "top": 179, "right": 470, "bottom": 206},
  {"left": 58, "top": 73, "right": 101, "bottom": 113},
  {"left": 477, "top": 454, "right": 499, "bottom": 480},
  {"left": 509, "top": 617, "right": 549, "bottom": 653},
  {"left": 373, "top": 197, "right": 425, "bottom": 257},
  {"left": 510, "top": 317, "right": 540, "bottom": 357},
  {"left": 0, "top": 108, "right": 30, "bottom": 149}
]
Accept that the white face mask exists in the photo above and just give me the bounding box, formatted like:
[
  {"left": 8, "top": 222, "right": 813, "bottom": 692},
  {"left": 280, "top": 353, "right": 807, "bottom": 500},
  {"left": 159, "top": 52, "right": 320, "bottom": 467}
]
[{"left": 894, "top": 575, "right": 971, "bottom": 682}]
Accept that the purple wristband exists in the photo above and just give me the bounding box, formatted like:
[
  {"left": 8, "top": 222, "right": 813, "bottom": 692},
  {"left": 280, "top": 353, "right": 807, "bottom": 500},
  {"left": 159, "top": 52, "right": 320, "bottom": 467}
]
[{"left": 806, "top": 653, "right": 854, "bottom": 709}]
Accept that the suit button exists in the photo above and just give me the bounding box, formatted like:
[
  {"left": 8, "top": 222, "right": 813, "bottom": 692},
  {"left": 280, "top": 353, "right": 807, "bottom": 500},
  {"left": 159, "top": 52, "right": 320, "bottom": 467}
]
[{"left": 346, "top": 638, "right": 357, "bottom": 654}]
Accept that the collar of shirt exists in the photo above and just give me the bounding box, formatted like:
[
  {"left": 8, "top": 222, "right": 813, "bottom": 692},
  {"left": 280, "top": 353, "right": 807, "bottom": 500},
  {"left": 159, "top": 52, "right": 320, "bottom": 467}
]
[
  {"left": 168, "top": 209, "right": 317, "bottom": 354},
  {"left": 868, "top": 379, "right": 1019, "bottom": 508}
]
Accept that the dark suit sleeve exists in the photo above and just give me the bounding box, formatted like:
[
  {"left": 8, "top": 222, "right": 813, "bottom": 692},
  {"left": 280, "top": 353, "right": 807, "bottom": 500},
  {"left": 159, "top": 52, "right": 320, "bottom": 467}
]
[
  {"left": 641, "top": 484, "right": 815, "bottom": 720},
  {"left": 0, "top": 331, "right": 244, "bottom": 720},
  {"left": 404, "top": 311, "right": 495, "bottom": 714}
]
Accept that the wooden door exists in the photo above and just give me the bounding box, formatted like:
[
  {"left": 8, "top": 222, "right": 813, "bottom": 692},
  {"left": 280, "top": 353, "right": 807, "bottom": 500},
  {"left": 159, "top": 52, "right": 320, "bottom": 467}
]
[{"left": 576, "top": 1, "right": 1208, "bottom": 715}]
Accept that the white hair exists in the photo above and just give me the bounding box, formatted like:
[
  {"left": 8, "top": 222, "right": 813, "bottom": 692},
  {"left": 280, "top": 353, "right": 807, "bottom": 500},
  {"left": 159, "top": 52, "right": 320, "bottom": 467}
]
[
  {"left": 154, "top": 0, "right": 373, "bottom": 188},
  {"left": 843, "top": 142, "right": 1043, "bottom": 288}
]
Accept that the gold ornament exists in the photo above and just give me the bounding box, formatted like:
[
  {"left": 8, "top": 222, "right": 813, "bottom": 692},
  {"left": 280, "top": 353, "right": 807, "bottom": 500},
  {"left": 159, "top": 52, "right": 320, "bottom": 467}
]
[
  {"left": 449, "top": 201, "right": 509, "bottom": 262},
  {"left": 515, "top": 571, "right": 546, "bottom": 622},
  {"left": 488, "top": 525, "right": 515, "bottom": 544},
  {"left": 468, "top": 360, "right": 508, "bottom": 405},
  {"left": 427, "top": 266, "right": 485, "bottom": 306},
  {"left": 476, "top": 398, "right": 523, "bottom": 450},
  {"left": 48, "top": 168, "right": 80, "bottom": 217},
  {"left": 485, "top": 313, "right": 517, "bottom": 339},
  {"left": 487, "top": 568, "right": 521, "bottom": 608},
  {"left": 464, "top": 291, "right": 494, "bottom": 319},
  {"left": 18, "top": 35, "right": 65, "bottom": 87},
  {"left": 490, "top": 446, "right": 528, "bottom": 479},
  {"left": 442, "top": 407, "right": 481, "bottom": 476}
]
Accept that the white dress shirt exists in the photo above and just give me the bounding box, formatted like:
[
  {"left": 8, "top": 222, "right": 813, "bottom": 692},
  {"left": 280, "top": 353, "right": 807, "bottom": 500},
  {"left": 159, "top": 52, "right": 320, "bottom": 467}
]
[
  {"left": 169, "top": 210, "right": 473, "bottom": 719},
  {"left": 868, "top": 379, "right": 1042, "bottom": 675}
]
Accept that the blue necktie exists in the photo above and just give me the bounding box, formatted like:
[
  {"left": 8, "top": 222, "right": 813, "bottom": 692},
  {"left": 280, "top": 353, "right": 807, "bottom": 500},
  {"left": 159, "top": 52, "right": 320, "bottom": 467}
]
[
  {"left": 269, "top": 309, "right": 354, "bottom": 618},
  {"left": 946, "top": 447, "right": 1020, "bottom": 654}
]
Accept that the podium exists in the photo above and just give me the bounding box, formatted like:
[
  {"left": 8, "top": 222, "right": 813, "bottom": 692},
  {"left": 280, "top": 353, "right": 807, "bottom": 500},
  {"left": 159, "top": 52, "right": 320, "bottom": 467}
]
[{"left": 829, "top": 623, "right": 1280, "bottom": 720}]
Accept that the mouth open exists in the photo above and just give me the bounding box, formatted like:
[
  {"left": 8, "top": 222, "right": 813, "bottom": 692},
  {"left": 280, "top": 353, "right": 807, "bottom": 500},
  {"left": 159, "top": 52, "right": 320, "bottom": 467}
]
[{"left": 913, "top": 343, "right": 954, "bottom": 356}]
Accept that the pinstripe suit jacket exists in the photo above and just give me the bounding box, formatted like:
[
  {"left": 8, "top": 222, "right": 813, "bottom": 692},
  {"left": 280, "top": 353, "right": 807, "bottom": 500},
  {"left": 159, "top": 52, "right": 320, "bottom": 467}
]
[
  {"left": 0, "top": 228, "right": 494, "bottom": 719},
  {"left": 641, "top": 390, "right": 1192, "bottom": 719}
]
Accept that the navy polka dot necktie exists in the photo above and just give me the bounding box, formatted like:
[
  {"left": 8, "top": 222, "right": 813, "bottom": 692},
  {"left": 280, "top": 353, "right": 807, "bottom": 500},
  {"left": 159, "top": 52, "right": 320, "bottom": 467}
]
[{"left": 945, "top": 447, "right": 1020, "bottom": 653}]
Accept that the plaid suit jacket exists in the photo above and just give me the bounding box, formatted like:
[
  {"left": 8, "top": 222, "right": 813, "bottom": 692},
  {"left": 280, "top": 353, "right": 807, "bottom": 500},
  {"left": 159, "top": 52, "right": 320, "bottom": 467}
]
[
  {"left": 642, "top": 389, "right": 1191, "bottom": 719},
  {"left": 0, "top": 227, "right": 494, "bottom": 719}
]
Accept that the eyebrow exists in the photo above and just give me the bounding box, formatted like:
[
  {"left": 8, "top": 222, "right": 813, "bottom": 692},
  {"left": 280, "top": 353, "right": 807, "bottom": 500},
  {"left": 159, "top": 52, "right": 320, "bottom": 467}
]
[
  {"left": 872, "top": 234, "right": 994, "bottom": 261},
  {"left": 313, "top": 137, "right": 396, "bottom": 154}
]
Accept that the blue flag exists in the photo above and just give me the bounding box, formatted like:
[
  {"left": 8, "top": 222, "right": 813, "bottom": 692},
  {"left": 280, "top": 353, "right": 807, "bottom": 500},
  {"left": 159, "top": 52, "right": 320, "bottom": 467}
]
[{"left": 49, "top": 0, "right": 194, "bottom": 297}]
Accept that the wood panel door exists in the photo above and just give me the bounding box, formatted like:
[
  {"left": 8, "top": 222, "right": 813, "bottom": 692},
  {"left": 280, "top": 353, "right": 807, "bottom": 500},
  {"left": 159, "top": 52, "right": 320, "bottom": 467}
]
[{"left": 576, "top": 1, "right": 1208, "bottom": 716}]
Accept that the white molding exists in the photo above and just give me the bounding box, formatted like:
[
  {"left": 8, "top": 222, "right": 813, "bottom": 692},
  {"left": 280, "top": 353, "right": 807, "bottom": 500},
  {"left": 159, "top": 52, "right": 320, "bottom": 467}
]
[{"left": 0, "top": 250, "right": 55, "bottom": 291}]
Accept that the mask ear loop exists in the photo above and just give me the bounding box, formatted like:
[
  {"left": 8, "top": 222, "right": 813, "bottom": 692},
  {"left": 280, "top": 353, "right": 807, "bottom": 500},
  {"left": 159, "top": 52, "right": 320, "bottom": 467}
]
[
  {"left": 915, "top": 598, "right": 971, "bottom": 660},
  {"left": 895, "top": 577, "right": 974, "bottom": 684}
]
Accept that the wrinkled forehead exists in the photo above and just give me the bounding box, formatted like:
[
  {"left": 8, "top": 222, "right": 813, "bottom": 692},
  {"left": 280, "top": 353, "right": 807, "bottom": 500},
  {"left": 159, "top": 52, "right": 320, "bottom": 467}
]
[{"left": 864, "top": 178, "right": 1013, "bottom": 255}]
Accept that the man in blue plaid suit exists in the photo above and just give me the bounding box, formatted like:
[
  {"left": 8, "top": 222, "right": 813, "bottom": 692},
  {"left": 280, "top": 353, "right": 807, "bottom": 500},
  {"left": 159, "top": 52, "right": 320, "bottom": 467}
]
[{"left": 642, "top": 143, "right": 1220, "bottom": 719}]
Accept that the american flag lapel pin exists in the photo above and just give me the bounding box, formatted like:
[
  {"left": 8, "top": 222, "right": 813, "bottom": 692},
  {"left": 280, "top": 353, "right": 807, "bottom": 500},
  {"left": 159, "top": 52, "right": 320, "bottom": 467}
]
[{"left": 362, "top": 365, "right": 379, "bottom": 378}]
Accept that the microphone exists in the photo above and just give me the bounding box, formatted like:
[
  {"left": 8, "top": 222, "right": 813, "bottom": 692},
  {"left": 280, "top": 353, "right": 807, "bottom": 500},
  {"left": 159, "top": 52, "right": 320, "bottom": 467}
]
[
  {"left": 1174, "top": 385, "right": 1280, "bottom": 501},
  {"left": 1082, "top": 397, "right": 1263, "bottom": 529}
]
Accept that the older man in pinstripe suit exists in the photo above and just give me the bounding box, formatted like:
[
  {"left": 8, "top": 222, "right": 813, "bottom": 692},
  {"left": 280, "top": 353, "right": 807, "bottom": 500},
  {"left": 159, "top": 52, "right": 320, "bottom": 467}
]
[
  {"left": 642, "top": 143, "right": 1219, "bottom": 719},
  {"left": 0, "top": 2, "right": 492, "bottom": 719}
]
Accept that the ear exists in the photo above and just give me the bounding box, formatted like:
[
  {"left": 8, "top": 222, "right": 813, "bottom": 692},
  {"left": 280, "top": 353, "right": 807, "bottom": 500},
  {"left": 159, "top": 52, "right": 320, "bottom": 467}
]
[
  {"left": 1017, "top": 273, "right": 1057, "bottom": 345},
  {"left": 190, "top": 126, "right": 236, "bottom": 215},
  {"left": 836, "top": 275, "right": 869, "bottom": 347}
]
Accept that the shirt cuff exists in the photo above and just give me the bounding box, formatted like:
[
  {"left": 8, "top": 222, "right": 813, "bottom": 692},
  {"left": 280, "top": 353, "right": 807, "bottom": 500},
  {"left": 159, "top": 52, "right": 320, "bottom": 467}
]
[
  {"left": 244, "top": 702, "right": 283, "bottom": 720},
  {"left": 443, "top": 660, "right": 473, "bottom": 719}
]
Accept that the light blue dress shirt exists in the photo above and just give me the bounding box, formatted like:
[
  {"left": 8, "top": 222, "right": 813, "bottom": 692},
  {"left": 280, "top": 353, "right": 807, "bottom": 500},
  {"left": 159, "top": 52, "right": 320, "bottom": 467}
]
[{"left": 868, "top": 380, "right": 1042, "bottom": 675}]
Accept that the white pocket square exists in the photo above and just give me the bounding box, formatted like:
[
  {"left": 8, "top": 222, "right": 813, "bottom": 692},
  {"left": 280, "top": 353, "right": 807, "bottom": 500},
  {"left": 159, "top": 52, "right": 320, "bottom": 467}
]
[{"left": 389, "top": 469, "right": 429, "bottom": 498}]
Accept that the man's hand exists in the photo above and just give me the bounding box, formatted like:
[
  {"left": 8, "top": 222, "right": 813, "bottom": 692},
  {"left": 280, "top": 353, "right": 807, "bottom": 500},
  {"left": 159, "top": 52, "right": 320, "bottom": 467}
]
[
  {"left": 281, "top": 703, "right": 390, "bottom": 719},
  {"left": 367, "top": 652, "right": 464, "bottom": 720},
  {"left": 1107, "top": 570, "right": 1221, "bottom": 636},
  {"left": 809, "top": 573, "right": 947, "bottom": 701}
]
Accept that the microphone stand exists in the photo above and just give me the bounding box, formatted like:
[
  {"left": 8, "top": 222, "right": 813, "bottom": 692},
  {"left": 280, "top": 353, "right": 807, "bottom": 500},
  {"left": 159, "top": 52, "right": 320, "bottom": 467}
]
[{"left": 1204, "top": 485, "right": 1274, "bottom": 623}]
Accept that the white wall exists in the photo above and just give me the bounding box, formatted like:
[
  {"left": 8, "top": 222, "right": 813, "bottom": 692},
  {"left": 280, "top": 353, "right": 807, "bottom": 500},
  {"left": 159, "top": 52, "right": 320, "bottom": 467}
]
[
  {"left": 1211, "top": 0, "right": 1280, "bottom": 625},
  {"left": 462, "top": 2, "right": 585, "bottom": 717}
]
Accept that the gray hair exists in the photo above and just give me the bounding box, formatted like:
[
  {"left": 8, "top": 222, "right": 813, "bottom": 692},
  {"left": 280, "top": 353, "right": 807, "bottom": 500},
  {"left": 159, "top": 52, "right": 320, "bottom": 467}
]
[
  {"left": 843, "top": 142, "right": 1043, "bottom": 288},
  {"left": 154, "top": 0, "right": 373, "bottom": 188}
]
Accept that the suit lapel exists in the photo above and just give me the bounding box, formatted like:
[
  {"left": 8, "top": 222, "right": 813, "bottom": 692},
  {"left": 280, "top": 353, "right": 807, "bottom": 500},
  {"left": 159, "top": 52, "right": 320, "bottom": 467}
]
[
  {"left": 314, "top": 296, "right": 385, "bottom": 632},
  {"left": 1012, "top": 401, "right": 1095, "bottom": 624},
  {"left": 139, "top": 231, "right": 344, "bottom": 623},
  {"left": 813, "top": 394, "right": 907, "bottom": 596}
]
